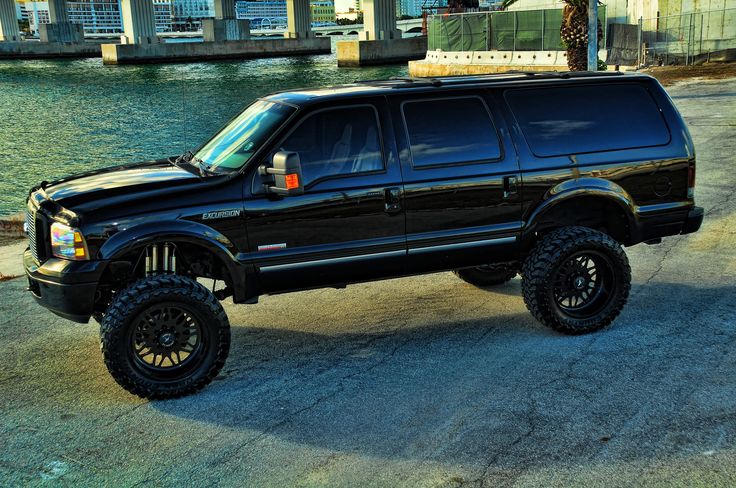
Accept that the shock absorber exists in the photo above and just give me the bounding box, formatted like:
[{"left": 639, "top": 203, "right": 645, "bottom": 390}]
[{"left": 144, "top": 243, "right": 177, "bottom": 275}]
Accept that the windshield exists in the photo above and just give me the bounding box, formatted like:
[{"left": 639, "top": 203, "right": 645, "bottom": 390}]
[{"left": 193, "top": 100, "right": 295, "bottom": 172}]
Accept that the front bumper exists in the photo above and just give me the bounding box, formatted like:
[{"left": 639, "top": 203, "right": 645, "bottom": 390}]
[{"left": 24, "top": 249, "right": 107, "bottom": 323}]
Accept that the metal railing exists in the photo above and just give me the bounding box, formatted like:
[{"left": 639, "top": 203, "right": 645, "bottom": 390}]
[
  {"left": 427, "top": 8, "right": 607, "bottom": 52},
  {"left": 639, "top": 8, "right": 736, "bottom": 66}
]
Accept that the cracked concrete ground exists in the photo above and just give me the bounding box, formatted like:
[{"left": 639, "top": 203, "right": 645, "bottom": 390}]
[{"left": 1, "top": 77, "right": 735, "bottom": 487}]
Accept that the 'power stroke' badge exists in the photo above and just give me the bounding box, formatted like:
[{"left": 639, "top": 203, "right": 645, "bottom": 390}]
[{"left": 202, "top": 209, "right": 241, "bottom": 220}]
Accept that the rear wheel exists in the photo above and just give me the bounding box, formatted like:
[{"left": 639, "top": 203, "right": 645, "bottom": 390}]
[
  {"left": 522, "top": 227, "right": 631, "bottom": 334},
  {"left": 454, "top": 264, "right": 518, "bottom": 287},
  {"left": 100, "top": 275, "right": 230, "bottom": 399}
]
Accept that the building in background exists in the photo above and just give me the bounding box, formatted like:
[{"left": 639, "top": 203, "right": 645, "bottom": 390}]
[
  {"left": 23, "top": 1, "right": 50, "bottom": 34},
  {"left": 67, "top": 0, "right": 124, "bottom": 34},
  {"left": 23, "top": 0, "right": 173, "bottom": 35},
  {"left": 171, "top": 0, "right": 213, "bottom": 31},
  {"left": 235, "top": 0, "right": 287, "bottom": 29},
  {"left": 153, "top": 0, "right": 173, "bottom": 31},
  {"left": 310, "top": 0, "right": 335, "bottom": 25},
  {"left": 236, "top": 0, "right": 336, "bottom": 29}
]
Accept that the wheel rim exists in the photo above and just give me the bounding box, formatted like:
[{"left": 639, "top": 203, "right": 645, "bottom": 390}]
[
  {"left": 551, "top": 250, "right": 615, "bottom": 319},
  {"left": 129, "top": 303, "right": 204, "bottom": 378}
]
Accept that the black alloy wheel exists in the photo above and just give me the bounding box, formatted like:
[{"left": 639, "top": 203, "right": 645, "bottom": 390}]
[
  {"left": 100, "top": 275, "right": 230, "bottom": 399},
  {"left": 522, "top": 226, "right": 631, "bottom": 334}
]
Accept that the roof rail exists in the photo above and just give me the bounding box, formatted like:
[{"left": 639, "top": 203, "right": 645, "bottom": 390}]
[{"left": 355, "top": 70, "right": 625, "bottom": 89}]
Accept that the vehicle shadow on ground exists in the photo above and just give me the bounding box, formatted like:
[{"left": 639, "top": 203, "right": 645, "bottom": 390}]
[{"left": 150, "top": 280, "right": 736, "bottom": 467}]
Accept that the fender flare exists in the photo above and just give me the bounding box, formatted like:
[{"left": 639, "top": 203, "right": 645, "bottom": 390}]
[
  {"left": 523, "top": 177, "right": 638, "bottom": 244},
  {"left": 97, "top": 220, "right": 248, "bottom": 300}
]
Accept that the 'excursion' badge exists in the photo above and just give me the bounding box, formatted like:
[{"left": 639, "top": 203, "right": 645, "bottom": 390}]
[{"left": 202, "top": 209, "right": 241, "bottom": 220}]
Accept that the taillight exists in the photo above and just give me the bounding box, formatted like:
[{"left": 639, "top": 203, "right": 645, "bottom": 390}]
[{"left": 687, "top": 161, "right": 696, "bottom": 199}]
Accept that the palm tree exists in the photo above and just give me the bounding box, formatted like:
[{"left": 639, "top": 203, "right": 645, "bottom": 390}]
[{"left": 501, "top": 0, "right": 602, "bottom": 71}]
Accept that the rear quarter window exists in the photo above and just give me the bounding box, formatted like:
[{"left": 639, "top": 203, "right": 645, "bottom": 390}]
[{"left": 505, "top": 83, "right": 671, "bottom": 158}]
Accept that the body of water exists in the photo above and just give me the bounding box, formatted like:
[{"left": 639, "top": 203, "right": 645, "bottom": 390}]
[{"left": 0, "top": 50, "right": 406, "bottom": 216}]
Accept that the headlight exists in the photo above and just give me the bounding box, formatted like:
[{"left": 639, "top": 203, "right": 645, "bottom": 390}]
[{"left": 50, "top": 222, "right": 89, "bottom": 260}]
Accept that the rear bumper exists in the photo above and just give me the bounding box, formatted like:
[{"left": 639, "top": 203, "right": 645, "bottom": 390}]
[
  {"left": 632, "top": 204, "right": 704, "bottom": 244},
  {"left": 24, "top": 249, "right": 106, "bottom": 323},
  {"left": 681, "top": 205, "right": 704, "bottom": 235}
]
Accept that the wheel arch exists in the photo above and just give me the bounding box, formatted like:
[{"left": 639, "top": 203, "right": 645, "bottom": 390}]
[
  {"left": 97, "top": 220, "right": 251, "bottom": 302},
  {"left": 523, "top": 178, "right": 637, "bottom": 247}
]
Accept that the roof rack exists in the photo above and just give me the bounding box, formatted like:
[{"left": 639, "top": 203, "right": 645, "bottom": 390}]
[{"left": 355, "top": 70, "right": 626, "bottom": 89}]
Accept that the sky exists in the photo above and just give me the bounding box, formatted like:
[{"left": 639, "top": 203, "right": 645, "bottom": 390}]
[{"left": 334, "top": 0, "right": 354, "bottom": 13}]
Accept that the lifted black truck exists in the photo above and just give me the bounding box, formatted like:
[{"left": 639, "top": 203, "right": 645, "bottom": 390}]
[{"left": 24, "top": 71, "right": 704, "bottom": 399}]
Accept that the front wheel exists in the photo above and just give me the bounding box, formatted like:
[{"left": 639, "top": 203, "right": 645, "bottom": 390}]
[
  {"left": 522, "top": 227, "right": 631, "bottom": 334},
  {"left": 100, "top": 275, "right": 230, "bottom": 399}
]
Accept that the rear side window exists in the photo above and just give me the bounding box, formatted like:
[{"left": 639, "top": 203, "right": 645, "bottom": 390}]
[
  {"left": 505, "top": 84, "right": 671, "bottom": 157},
  {"left": 402, "top": 96, "right": 502, "bottom": 167}
]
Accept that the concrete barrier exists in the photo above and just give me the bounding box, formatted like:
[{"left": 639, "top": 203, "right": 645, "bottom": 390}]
[
  {"left": 409, "top": 49, "right": 607, "bottom": 76},
  {"left": 102, "top": 38, "right": 331, "bottom": 64},
  {"left": 0, "top": 41, "right": 101, "bottom": 60},
  {"left": 0, "top": 213, "right": 24, "bottom": 238},
  {"left": 337, "top": 37, "right": 427, "bottom": 67},
  {"left": 101, "top": 37, "right": 330, "bottom": 64}
]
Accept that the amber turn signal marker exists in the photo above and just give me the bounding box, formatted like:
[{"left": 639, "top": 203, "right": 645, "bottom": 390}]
[{"left": 285, "top": 173, "right": 300, "bottom": 190}]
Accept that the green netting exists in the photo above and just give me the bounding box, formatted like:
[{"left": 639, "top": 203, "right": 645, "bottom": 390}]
[
  {"left": 427, "top": 7, "right": 607, "bottom": 52},
  {"left": 516, "top": 10, "right": 544, "bottom": 50},
  {"left": 543, "top": 9, "right": 565, "bottom": 50},
  {"left": 490, "top": 11, "right": 515, "bottom": 50},
  {"left": 428, "top": 14, "right": 488, "bottom": 51}
]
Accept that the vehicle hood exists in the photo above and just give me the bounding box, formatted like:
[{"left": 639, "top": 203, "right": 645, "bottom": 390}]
[{"left": 41, "top": 160, "right": 201, "bottom": 209}]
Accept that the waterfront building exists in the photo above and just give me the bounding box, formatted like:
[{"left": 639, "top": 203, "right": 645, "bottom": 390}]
[
  {"left": 24, "top": 2, "right": 50, "bottom": 34},
  {"left": 397, "top": 0, "right": 448, "bottom": 19},
  {"left": 235, "top": 0, "right": 336, "bottom": 29},
  {"left": 171, "top": 0, "right": 213, "bottom": 31},
  {"left": 23, "top": 0, "right": 173, "bottom": 35},
  {"left": 235, "top": 0, "right": 287, "bottom": 29},
  {"left": 67, "top": 0, "right": 124, "bottom": 34},
  {"left": 310, "top": 1, "right": 335, "bottom": 25}
]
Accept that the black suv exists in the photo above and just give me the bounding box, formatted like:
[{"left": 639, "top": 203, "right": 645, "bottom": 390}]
[{"left": 24, "top": 72, "right": 703, "bottom": 398}]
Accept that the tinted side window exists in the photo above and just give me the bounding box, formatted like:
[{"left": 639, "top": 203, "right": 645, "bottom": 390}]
[
  {"left": 281, "top": 106, "right": 383, "bottom": 186},
  {"left": 402, "top": 97, "right": 502, "bottom": 167},
  {"left": 505, "top": 84, "right": 671, "bottom": 157}
]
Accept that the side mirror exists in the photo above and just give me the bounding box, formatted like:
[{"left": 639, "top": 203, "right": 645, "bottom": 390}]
[{"left": 259, "top": 151, "right": 304, "bottom": 196}]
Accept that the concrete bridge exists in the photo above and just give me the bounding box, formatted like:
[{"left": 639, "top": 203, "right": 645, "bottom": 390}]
[
  {"left": 0, "top": 0, "right": 426, "bottom": 65},
  {"left": 81, "top": 19, "right": 423, "bottom": 40}
]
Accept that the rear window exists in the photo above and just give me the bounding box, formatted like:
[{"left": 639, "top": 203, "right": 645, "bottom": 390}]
[
  {"left": 505, "top": 84, "right": 670, "bottom": 157},
  {"left": 402, "top": 96, "right": 502, "bottom": 167}
]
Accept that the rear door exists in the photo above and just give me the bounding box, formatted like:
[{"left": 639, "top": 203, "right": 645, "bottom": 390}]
[
  {"left": 243, "top": 97, "right": 406, "bottom": 292},
  {"left": 388, "top": 89, "right": 522, "bottom": 273}
]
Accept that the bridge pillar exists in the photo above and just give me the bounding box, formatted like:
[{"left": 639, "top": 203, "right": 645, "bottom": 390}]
[
  {"left": 203, "top": 0, "right": 250, "bottom": 41},
  {"left": 39, "top": 0, "right": 85, "bottom": 42},
  {"left": 0, "top": 0, "right": 20, "bottom": 41},
  {"left": 119, "top": 0, "right": 159, "bottom": 45},
  {"left": 359, "top": 0, "right": 401, "bottom": 41},
  {"left": 285, "top": 0, "right": 312, "bottom": 39}
]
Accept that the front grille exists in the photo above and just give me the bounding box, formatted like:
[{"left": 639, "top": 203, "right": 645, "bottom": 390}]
[{"left": 26, "top": 204, "right": 39, "bottom": 262}]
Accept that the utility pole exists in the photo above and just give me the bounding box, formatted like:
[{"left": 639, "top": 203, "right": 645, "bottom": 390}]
[{"left": 587, "top": 0, "right": 598, "bottom": 71}]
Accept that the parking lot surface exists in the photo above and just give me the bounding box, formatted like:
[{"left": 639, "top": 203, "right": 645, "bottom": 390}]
[{"left": 1, "top": 78, "right": 735, "bottom": 487}]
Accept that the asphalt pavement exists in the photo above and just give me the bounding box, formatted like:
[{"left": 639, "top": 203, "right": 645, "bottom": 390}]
[{"left": 1, "top": 77, "right": 735, "bottom": 487}]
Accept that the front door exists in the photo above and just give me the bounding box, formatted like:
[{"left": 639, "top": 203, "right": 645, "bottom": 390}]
[
  {"left": 388, "top": 90, "right": 523, "bottom": 273},
  {"left": 243, "top": 98, "right": 406, "bottom": 293}
]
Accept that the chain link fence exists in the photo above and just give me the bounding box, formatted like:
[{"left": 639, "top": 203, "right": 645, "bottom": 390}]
[
  {"left": 427, "top": 8, "right": 607, "bottom": 52},
  {"left": 639, "top": 8, "right": 736, "bottom": 66},
  {"left": 426, "top": 7, "right": 735, "bottom": 68}
]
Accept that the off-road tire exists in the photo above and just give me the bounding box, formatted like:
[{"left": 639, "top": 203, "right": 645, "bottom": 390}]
[
  {"left": 454, "top": 264, "right": 518, "bottom": 287},
  {"left": 522, "top": 226, "right": 631, "bottom": 334},
  {"left": 100, "top": 275, "right": 230, "bottom": 399}
]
